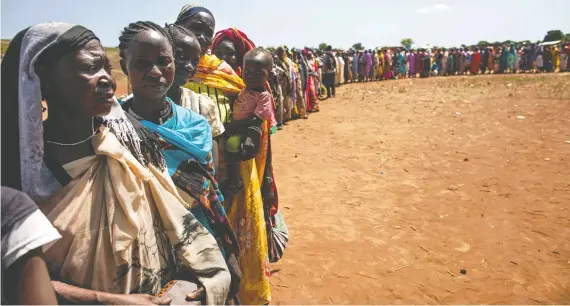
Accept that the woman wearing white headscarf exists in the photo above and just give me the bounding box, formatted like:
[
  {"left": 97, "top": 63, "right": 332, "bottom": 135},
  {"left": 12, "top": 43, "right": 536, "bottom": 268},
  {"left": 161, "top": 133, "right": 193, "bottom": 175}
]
[{"left": 1, "top": 22, "right": 230, "bottom": 305}]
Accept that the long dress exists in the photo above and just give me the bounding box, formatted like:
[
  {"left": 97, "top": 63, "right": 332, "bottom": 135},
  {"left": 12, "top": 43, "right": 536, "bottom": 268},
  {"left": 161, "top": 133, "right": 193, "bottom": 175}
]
[
  {"left": 383, "top": 53, "right": 392, "bottom": 79},
  {"left": 306, "top": 59, "right": 318, "bottom": 111},
  {"left": 335, "top": 56, "right": 341, "bottom": 85},
  {"left": 458, "top": 51, "right": 465, "bottom": 74},
  {"left": 372, "top": 55, "right": 379, "bottom": 79},
  {"left": 398, "top": 53, "right": 406, "bottom": 77},
  {"left": 352, "top": 55, "right": 358, "bottom": 80},
  {"left": 470, "top": 51, "right": 481, "bottom": 74},
  {"left": 408, "top": 53, "right": 416, "bottom": 76},
  {"left": 415, "top": 52, "right": 422, "bottom": 76},
  {"left": 553, "top": 47, "right": 560, "bottom": 71},
  {"left": 343, "top": 55, "right": 350, "bottom": 82},
  {"left": 447, "top": 53, "right": 455, "bottom": 74},
  {"left": 377, "top": 53, "right": 384, "bottom": 78},
  {"left": 488, "top": 50, "right": 494, "bottom": 73},
  {"left": 338, "top": 56, "right": 345, "bottom": 84},
  {"left": 364, "top": 53, "right": 372, "bottom": 78},
  {"left": 442, "top": 52, "right": 448, "bottom": 75},
  {"left": 391, "top": 53, "right": 400, "bottom": 78},
  {"left": 500, "top": 50, "right": 508, "bottom": 73},
  {"left": 507, "top": 49, "right": 516, "bottom": 71}
]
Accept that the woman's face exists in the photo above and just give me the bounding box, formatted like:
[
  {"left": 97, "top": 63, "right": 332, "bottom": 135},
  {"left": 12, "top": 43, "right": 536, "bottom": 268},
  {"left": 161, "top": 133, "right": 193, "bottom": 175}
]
[
  {"left": 213, "top": 39, "right": 237, "bottom": 68},
  {"left": 123, "top": 30, "right": 175, "bottom": 99},
  {"left": 40, "top": 39, "right": 115, "bottom": 118},
  {"left": 180, "top": 12, "right": 215, "bottom": 56},
  {"left": 173, "top": 34, "right": 201, "bottom": 86}
]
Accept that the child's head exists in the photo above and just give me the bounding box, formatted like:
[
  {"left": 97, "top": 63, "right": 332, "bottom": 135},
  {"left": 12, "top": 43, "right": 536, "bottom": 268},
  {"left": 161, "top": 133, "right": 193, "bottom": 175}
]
[
  {"left": 119, "top": 21, "right": 175, "bottom": 99},
  {"left": 164, "top": 24, "right": 201, "bottom": 87},
  {"left": 242, "top": 48, "right": 273, "bottom": 89}
]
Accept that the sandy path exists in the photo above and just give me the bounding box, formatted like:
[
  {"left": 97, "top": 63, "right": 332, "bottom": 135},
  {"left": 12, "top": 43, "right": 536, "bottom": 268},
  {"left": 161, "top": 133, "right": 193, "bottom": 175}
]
[{"left": 269, "top": 74, "right": 570, "bottom": 304}]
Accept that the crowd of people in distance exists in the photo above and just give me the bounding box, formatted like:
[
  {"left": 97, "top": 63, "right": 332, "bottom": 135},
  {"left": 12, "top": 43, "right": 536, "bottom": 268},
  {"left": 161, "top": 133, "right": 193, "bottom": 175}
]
[
  {"left": 1, "top": 3, "right": 569, "bottom": 305},
  {"left": 325, "top": 43, "right": 569, "bottom": 86}
]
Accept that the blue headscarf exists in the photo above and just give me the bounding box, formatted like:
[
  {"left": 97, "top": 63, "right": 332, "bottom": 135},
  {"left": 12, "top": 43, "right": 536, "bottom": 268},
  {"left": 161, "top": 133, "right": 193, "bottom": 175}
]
[{"left": 175, "top": 4, "right": 215, "bottom": 24}]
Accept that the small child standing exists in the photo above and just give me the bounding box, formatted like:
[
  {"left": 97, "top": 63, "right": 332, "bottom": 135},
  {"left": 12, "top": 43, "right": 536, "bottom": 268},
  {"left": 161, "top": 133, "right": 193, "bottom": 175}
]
[{"left": 224, "top": 48, "right": 277, "bottom": 194}]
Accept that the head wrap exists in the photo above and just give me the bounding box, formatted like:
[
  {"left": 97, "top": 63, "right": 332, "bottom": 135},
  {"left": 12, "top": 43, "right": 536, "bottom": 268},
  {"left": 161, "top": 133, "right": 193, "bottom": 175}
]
[
  {"left": 176, "top": 4, "right": 215, "bottom": 24},
  {"left": 1, "top": 22, "right": 162, "bottom": 200},
  {"left": 211, "top": 27, "right": 255, "bottom": 76},
  {"left": 1, "top": 23, "right": 98, "bottom": 198}
]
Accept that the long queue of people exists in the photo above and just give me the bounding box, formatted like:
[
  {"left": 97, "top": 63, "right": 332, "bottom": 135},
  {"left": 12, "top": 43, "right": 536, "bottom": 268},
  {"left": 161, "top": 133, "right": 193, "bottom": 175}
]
[
  {"left": 3, "top": 3, "right": 568, "bottom": 304},
  {"left": 1, "top": 4, "right": 289, "bottom": 305},
  {"left": 320, "top": 43, "right": 570, "bottom": 86}
]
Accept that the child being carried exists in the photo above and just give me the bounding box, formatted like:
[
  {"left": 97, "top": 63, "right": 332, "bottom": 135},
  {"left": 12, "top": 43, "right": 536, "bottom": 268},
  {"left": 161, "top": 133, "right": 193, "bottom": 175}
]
[{"left": 224, "top": 48, "right": 277, "bottom": 194}]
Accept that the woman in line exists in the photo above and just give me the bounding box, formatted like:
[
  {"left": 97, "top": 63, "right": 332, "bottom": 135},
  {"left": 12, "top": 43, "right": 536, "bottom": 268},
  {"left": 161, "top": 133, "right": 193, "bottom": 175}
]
[
  {"left": 165, "top": 24, "right": 225, "bottom": 138},
  {"left": 552, "top": 46, "right": 560, "bottom": 72},
  {"left": 2, "top": 22, "right": 230, "bottom": 305},
  {"left": 383, "top": 49, "right": 392, "bottom": 80},
  {"left": 507, "top": 45, "right": 516, "bottom": 73},
  {"left": 352, "top": 51, "right": 359, "bottom": 82},
  {"left": 499, "top": 47, "right": 508, "bottom": 73},
  {"left": 447, "top": 48, "right": 455, "bottom": 75},
  {"left": 343, "top": 51, "right": 351, "bottom": 83},
  {"left": 377, "top": 50, "right": 384, "bottom": 80},
  {"left": 442, "top": 48, "right": 448, "bottom": 76},
  {"left": 487, "top": 47, "right": 495, "bottom": 74},
  {"left": 212, "top": 27, "right": 255, "bottom": 77},
  {"left": 168, "top": 22, "right": 247, "bottom": 302},
  {"left": 470, "top": 47, "right": 481, "bottom": 75},
  {"left": 290, "top": 51, "right": 308, "bottom": 117},
  {"left": 338, "top": 52, "right": 345, "bottom": 84},
  {"left": 176, "top": 5, "right": 282, "bottom": 304},
  {"left": 398, "top": 49, "right": 407, "bottom": 78},
  {"left": 304, "top": 50, "right": 319, "bottom": 112},
  {"left": 346, "top": 52, "right": 353, "bottom": 82},
  {"left": 175, "top": 6, "right": 245, "bottom": 181}
]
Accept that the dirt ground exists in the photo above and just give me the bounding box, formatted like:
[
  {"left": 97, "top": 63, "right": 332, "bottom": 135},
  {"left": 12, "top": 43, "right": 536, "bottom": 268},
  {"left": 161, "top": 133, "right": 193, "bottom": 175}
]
[{"left": 269, "top": 73, "right": 570, "bottom": 304}]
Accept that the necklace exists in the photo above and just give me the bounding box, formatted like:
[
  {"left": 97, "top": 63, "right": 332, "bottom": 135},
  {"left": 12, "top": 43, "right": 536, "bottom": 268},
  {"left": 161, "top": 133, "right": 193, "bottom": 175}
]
[{"left": 45, "top": 118, "right": 97, "bottom": 146}]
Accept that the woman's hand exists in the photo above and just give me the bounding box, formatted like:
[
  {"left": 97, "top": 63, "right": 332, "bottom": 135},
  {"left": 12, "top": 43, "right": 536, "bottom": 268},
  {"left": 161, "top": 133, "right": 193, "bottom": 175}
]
[
  {"left": 186, "top": 286, "right": 206, "bottom": 302},
  {"left": 105, "top": 293, "right": 172, "bottom": 305}
]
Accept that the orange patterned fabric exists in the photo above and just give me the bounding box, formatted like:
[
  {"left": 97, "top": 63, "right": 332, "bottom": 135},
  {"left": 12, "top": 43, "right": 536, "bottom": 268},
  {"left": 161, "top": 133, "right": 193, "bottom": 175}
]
[{"left": 191, "top": 54, "right": 245, "bottom": 95}]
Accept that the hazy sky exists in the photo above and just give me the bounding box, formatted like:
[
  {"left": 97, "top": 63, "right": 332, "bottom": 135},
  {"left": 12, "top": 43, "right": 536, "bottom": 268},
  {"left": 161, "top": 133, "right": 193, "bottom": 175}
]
[{"left": 2, "top": 0, "right": 570, "bottom": 49}]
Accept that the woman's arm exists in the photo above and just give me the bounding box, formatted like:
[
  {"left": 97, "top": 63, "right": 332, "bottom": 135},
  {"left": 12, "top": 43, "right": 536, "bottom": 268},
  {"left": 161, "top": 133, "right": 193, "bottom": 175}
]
[
  {"left": 52, "top": 281, "right": 172, "bottom": 305},
  {"left": 4, "top": 248, "right": 57, "bottom": 305}
]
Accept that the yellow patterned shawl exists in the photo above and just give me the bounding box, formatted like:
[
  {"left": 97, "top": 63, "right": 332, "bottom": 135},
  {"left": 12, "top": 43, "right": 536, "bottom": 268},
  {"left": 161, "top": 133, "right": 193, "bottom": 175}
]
[
  {"left": 225, "top": 121, "right": 272, "bottom": 305},
  {"left": 189, "top": 54, "right": 245, "bottom": 95}
]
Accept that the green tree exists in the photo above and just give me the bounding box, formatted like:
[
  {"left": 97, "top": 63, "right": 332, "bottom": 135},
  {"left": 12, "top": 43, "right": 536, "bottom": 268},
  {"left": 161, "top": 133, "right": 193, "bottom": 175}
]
[
  {"left": 318, "top": 43, "right": 328, "bottom": 51},
  {"left": 564, "top": 33, "right": 570, "bottom": 42},
  {"left": 352, "top": 42, "right": 365, "bottom": 51},
  {"left": 400, "top": 38, "right": 414, "bottom": 49},
  {"left": 543, "top": 30, "right": 564, "bottom": 42},
  {"left": 477, "top": 41, "right": 489, "bottom": 46}
]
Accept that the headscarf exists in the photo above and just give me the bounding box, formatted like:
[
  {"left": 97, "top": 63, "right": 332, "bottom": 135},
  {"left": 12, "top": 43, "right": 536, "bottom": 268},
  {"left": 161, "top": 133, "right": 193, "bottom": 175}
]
[
  {"left": 1, "top": 23, "right": 165, "bottom": 201},
  {"left": 211, "top": 28, "right": 255, "bottom": 76},
  {"left": 1, "top": 23, "right": 99, "bottom": 199},
  {"left": 176, "top": 4, "right": 215, "bottom": 24}
]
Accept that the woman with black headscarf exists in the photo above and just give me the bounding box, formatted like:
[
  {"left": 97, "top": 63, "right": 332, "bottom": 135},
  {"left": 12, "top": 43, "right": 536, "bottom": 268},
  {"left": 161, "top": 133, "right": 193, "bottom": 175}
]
[{"left": 1, "top": 22, "right": 230, "bottom": 305}]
